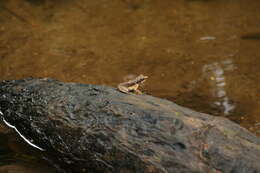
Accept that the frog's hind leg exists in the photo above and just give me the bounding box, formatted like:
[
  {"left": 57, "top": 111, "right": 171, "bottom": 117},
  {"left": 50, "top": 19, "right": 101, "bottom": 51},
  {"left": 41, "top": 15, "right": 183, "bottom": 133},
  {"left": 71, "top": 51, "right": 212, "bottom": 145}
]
[
  {"left": 118, "top": 85, "right": 129, "bottom": 93},
  {"left": 128, "top": 84, "right": 139, "bottom": 92}
]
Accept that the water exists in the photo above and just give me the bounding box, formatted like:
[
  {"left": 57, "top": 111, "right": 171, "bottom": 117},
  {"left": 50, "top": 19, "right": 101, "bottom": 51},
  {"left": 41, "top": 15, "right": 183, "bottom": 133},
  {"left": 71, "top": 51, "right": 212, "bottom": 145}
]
[{"left": 0, "top": 0, "right": 259, "bottom": 172}]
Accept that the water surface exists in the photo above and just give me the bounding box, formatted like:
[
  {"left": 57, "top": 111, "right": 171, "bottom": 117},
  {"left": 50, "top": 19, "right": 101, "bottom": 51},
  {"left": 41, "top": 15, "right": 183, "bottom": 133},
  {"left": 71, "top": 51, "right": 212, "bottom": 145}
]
[{"left": 0, "top": 0, "right": 259, "bottom": 172}]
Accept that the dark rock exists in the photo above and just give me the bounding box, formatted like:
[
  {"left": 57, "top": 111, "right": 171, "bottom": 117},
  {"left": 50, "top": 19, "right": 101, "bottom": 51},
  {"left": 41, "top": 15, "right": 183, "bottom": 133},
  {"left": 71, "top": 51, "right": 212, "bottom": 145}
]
[{"left": 0, "top": 78, "right": 259, "bottom": 173}]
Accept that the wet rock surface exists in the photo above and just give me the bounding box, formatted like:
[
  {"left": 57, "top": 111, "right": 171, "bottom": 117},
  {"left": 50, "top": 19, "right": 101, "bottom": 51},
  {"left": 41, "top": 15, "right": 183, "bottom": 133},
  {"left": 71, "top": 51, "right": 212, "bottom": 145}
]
[{"left": 0, "top": 78, "right": 259, "bottom": 173}]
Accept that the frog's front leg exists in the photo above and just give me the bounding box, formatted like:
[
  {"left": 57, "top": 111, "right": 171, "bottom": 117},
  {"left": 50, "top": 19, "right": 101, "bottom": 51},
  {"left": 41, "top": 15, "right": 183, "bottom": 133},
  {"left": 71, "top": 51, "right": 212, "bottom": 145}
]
[{"left": 135, "top": 89, "right": 142, "bottom": 95}]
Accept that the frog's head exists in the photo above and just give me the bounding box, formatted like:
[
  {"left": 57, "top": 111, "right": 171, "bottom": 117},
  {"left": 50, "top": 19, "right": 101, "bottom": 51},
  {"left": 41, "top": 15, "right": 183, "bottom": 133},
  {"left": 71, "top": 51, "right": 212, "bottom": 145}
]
[{"left": 138, "top": 74, "right": 148, "bottom": 82}]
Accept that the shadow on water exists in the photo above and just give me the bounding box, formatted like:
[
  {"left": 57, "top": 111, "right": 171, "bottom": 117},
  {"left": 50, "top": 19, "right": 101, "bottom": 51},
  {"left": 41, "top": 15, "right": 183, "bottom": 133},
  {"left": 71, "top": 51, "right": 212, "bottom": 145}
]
[
  {"left": 0, "top": 134, "right": 13, "bottom": 166},
  {"left": 0, "top": 0, "right": 259, "bottom": 172},
  {"left": 241, "top": 32, "right": 260, "bottom": 40},
  {"left": 24, "top": 0, "right": 46, "bottom": 5}
]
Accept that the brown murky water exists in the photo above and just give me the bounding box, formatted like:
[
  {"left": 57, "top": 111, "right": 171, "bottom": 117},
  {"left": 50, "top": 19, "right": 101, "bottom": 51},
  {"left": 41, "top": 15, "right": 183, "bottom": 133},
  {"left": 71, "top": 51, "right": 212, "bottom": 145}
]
[{"left": 0, "top": 0, "right": 259, "bottom": 172}]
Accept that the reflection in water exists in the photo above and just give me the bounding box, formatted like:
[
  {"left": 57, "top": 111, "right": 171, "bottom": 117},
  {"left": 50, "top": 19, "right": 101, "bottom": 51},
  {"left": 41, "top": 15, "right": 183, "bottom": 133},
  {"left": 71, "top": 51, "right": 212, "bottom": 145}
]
[
  {"left": 0, "top": 133, "right": 12, "bottom": 166},
  {"left": 199, "top": 36, "right": 216, "bottom": 41},
  {"left": 202, "top": 59, "right": 235, "bottom": 116}
]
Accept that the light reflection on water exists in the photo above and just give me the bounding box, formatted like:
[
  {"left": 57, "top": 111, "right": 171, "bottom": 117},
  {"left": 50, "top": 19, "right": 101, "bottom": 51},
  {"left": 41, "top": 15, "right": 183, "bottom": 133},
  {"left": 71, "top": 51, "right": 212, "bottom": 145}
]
[{"left": 202, "top": 59, "right": 236, "bottom": 116}]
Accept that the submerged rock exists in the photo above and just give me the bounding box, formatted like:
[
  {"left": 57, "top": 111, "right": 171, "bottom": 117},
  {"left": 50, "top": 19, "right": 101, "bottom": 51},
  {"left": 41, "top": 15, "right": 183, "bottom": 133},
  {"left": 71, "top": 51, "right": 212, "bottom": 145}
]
[{"left": 0, "top": 78, "right": 259, "bottom": 173}]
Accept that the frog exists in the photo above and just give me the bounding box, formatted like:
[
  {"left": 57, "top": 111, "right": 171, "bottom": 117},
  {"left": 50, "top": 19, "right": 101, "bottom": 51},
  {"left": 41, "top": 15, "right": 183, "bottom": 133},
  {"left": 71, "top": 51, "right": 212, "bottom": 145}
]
[{"left": 117, "top": 74, "right": 148, "bottom": 94}]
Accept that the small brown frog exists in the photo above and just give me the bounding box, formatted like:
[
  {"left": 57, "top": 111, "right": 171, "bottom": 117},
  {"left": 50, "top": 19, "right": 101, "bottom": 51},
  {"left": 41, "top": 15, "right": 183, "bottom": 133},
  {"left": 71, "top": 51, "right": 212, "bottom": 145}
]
[{"left": 117, "top": 74, "right": 148, "bottom": 94}]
